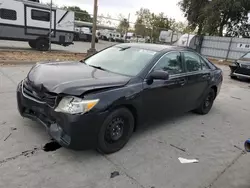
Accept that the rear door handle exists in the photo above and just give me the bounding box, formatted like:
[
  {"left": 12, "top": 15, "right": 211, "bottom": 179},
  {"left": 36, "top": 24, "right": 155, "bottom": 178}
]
[{"left": 202, "top": 74, "right": 210, "bottom": 79}]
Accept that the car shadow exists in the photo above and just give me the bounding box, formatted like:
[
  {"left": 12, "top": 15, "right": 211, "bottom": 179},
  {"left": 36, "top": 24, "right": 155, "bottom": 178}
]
[
  {"left": 133, "top": 112, "right": 193, "bottom": 138},
  {"left": 21, "top": 111, "right": 199, "bottom": 160}
]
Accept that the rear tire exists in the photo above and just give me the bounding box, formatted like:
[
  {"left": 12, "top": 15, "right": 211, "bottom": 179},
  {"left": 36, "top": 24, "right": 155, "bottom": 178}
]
[
  {"left": 36, "top": 39, "right": 49, "bottom": 51},
  {"left": 97, "top": 108, "right": 134, "bottom": 154},
  {"left": 194, "top": 89, "right": 215, "bottom": 115}
]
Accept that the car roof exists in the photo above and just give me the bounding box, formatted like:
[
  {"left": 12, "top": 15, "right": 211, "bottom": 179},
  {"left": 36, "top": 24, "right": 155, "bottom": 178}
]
[{"left": 115, "top": 43, "right": 187, "bottom": 52}]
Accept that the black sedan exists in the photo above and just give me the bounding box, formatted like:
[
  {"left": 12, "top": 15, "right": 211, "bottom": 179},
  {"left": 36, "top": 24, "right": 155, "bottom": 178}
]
[
  {"left": 17, "top": 43, "right": 223, "bottom": 154},
  {"left": 230, "top": 51, "right": 250, "bottom": 80}
]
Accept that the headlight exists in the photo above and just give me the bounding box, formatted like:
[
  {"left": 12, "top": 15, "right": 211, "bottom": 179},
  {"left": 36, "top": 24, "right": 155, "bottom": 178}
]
[{"left": 55, "top": 96, "right": 99, "bottom": 115}]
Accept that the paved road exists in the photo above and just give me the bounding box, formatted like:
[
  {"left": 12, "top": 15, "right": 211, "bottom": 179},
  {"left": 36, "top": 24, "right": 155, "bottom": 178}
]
[
  {"left": 0, "top": 64, "right": 250, "bottom": 188},
  {"left": 0, "top": 40, "right": 117, "bottom": 53}
]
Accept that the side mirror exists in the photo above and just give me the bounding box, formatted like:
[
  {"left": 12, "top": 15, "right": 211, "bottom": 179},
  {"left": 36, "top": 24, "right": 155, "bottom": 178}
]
[
  {"left": 245, "top": 139, "right": 250, "bottom": 152},
  {"left": 148, "top": 70, "right": 169, "bottom": 80}
]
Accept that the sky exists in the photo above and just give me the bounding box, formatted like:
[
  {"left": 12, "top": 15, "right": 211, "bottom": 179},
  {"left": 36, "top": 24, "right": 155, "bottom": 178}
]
[{"left": 40, "top": 0, "right": 186, "bottom": 24}]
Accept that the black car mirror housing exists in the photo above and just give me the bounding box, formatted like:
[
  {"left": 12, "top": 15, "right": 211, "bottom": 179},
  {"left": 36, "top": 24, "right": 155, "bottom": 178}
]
[{"left": 148, "top": 70, "right": 169, "bottom": 80}]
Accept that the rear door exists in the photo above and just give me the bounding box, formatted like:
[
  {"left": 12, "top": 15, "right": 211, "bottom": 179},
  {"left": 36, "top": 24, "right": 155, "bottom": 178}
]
[{"left": 182, "top": 51, "right": 211, "bottom": 110}]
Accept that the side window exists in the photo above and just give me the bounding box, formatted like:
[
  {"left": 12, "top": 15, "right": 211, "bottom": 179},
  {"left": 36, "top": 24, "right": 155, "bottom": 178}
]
[
  {"left": 154, "top": 52, "right": 183, "bottom": 75},
  {"left": 31, "top": 9, "right": 50, "bottom": 22},
  {"left": 0, "top": 9, "right": 17, "bottom": 20},
  {"left": 200, "top": 58, "right": 210, "bottom": 70},
  {"left": 183, "top": 52, "right": 202, "bottom": 72}
]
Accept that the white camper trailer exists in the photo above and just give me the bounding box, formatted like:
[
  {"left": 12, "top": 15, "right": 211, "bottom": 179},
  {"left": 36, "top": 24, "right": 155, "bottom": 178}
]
[
  {"left": 0, "top": 0, "right": 75, "bottom": 51},
  {"left": 159, "top": 30, "right": 182, "bottom": 44},
  {"left": 174, "top": 34, "right": 197, "bottom": 49}
]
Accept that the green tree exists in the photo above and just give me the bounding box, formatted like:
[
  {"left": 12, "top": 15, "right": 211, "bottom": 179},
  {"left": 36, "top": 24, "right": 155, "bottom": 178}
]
[
  {"left": 134, "top": 18, "right": 147, "bottom": 36},
  {"left": 171, "top": 22, "right": 192, "bottom": 33},
  {"left": 134, "top": 8, "right": 181, "bottom": 41},
  {"left": 225, "top": 19, "right": 250, "bottom": 38},
  {"left": 136, "top": 8, "right": 152, "bottom": 28},
  {"left": 207, "top": 0, "right": 250, "bottom": 36},
  {"left": 179, "top": 0, "right": 209, "bottom": 35},
  {"left": 63, "top": 6, "right": 92, "bottom": 22},
  {"left": 117, "top": 15, "right": 130, "bottom": 34},
  {"left": 179, "top": 0, "right": 250, "bottom": 36},
  {"left": 150, "top": 13, "right": 172, "bottom": 29}
]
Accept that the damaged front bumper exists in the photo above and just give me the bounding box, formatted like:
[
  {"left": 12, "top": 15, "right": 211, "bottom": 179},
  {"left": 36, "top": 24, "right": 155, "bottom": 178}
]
[
  {"left": 16, "top": 81, "right": 108, "bottom": 150},
  {"left": 229, "top": 65, "right": 250, "bottom": 79}
]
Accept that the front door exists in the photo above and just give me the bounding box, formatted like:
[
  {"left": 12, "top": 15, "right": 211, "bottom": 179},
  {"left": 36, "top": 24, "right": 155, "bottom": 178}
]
[{"left": 141, "top": 52, "right": 189, "bottom": 121}]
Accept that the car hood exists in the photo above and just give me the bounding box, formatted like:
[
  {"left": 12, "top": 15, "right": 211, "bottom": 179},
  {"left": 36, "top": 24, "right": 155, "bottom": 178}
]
[
  {"left": 27, "top": 61, "right": 130, "bottom": 95},
  {"left": 238, "top": 58, "right": 250, "bottom": 65}
]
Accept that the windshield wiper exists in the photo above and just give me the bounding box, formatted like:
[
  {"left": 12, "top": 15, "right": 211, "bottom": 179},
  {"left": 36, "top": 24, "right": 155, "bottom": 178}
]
[
  {"left": 80, "top": 60, "right": 86, "bottom": 64},
  {"left": 118, "top": 46, "right": 131, "bottom": 51},
  {"left": 88, "top": 65, "right": 107, "bottom": 71}
]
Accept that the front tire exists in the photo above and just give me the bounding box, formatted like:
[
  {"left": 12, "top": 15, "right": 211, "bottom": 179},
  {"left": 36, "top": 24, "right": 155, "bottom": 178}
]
[
  {"left": 97, "top": 108, "right": 134, "bottom": 154},
  {"left": 194, "top": 89, "right": 215, "bottom": 115}
]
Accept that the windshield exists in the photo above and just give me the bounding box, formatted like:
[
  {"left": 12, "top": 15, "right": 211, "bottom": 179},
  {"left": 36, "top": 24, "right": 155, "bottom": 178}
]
[
  {"left": 242, "top": 52, "right": 250, "bottom": 59},
  {"left": 84, "top": 46, "right": 156, "bottom": 76}
]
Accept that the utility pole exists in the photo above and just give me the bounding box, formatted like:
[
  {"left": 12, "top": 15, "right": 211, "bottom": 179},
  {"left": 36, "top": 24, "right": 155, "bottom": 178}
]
[
  {"left": 124, "top": 13, "right": 130, "bottom": 43},
  {"left": 49, "top": 0, "right": 52, "bottom": 51},
  {"left": 87, "top": 0, "right": 98, "bottom": 56}
]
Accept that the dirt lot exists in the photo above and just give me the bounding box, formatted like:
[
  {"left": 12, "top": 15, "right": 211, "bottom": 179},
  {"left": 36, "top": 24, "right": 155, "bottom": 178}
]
[
  {"left": 0, "top": 40, "right": 119, "bottom": 63},
  {"left": 0, "top": 51, "right": 85, "bottom": 63},
  {"left": 0, "top": 64, "right": 250, "bottom": 188},
  {"left": 0, "top": 40, "right": 117, "bottom": 54}
]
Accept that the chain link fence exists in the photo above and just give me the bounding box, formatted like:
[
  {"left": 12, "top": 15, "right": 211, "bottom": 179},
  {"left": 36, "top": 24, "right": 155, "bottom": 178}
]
[{"left": 54, "top": 9, "right": 183, "bottom": 47}]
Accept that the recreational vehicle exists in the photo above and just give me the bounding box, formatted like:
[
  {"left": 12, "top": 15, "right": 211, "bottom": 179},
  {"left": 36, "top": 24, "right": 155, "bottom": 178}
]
[
  {"left": 0, "top": 0, "right": 75, "bottom": 51},
  {"left": 159, "top": 30, "right": 182, "bottom": 44},
  {"left": 174, "top": 34, "right": 198, "bottom": 49}
]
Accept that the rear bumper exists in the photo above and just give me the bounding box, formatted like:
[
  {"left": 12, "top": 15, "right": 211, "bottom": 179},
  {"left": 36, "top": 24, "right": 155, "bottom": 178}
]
[
  {"left": 16, "top": 81, "right": 108, "bottom": 150},
  {"left": 229, "top": 65, "right": 250, "bottom": 79}
]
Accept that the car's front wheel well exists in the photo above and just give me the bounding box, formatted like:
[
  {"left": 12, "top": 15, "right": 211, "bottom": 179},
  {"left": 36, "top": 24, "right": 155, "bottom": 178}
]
[
  {"left": 211, "top": 86, "right": 217, "bottom": 99},
  {"left": 111, "top": 104, "right": 138, "bottom": 132}
]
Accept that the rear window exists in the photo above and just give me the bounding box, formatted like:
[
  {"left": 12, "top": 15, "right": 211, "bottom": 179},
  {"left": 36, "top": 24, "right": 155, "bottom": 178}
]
[{"left": 202, "top": 57, "right": 217, "bottom": 70}]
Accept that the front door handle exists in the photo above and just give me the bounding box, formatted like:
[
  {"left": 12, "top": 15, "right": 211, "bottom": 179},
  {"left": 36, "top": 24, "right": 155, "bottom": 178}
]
[{"left": 178, "top": 79, "right": 186, "bottom": 86}]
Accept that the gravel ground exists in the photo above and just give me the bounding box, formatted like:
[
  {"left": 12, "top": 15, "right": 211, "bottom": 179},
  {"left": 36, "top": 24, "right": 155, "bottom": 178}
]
[{"left": 0, "top": 64, "right": 250, "bottom": 188}]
